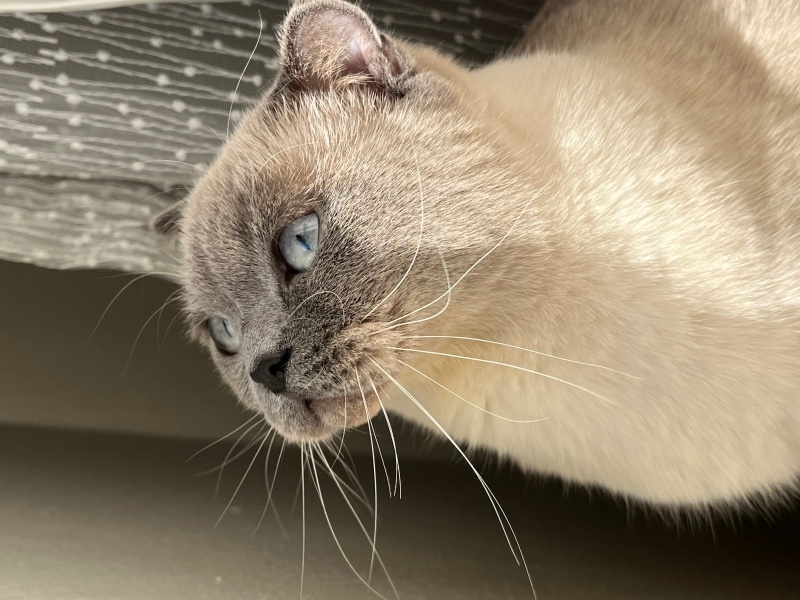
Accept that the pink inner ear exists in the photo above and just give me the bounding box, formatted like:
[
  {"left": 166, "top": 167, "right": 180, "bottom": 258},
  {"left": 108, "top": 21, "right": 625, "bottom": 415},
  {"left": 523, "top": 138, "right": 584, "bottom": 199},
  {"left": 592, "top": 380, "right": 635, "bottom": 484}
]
[
  {"left": 291, "top": 7, "right": 401, "bottom": 89},
  {"left": 337, "top": 15, "right": 374, "bottom": 76}
]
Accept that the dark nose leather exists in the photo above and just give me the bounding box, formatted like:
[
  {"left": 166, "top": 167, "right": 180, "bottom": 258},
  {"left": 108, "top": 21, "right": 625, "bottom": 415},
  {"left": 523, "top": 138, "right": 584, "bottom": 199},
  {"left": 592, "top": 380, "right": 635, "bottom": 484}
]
[{"left": 250, "top": 349, "right": 291, "bottom": 394}]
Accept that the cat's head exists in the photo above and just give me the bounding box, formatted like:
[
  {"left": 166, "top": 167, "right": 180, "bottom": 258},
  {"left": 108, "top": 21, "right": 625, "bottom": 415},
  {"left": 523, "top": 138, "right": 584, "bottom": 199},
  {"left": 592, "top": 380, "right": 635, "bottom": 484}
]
[{"left": 154, "top": 0, "right": 525, "bottom": 442}]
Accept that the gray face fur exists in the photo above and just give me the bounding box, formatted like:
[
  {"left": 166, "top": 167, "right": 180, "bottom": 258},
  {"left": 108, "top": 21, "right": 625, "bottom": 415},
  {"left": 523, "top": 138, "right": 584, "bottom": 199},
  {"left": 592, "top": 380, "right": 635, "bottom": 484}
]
[
  {"left": 147, "top": 0, "right": 800, "bottom": 509},
  {"left": 155, "top": 0, "right": 524, "bottom": 442}
]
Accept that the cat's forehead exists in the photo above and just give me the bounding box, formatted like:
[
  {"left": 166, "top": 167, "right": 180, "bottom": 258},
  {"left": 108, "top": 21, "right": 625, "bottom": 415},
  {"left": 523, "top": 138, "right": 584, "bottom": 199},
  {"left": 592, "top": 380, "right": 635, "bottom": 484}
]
[
  {"left": 179, "top": 100, "right": 374, "bottom": 274},
  {"left": 189, "top": 93, "right": 444, "bottom": 228},
  {"left": 179, "top": 83, "right": 475, "bottom": 302}
]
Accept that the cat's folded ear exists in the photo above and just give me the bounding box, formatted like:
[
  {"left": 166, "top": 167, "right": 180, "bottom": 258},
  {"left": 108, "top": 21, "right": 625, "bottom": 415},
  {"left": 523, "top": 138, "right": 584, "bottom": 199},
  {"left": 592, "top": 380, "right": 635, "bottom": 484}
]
[
  {"left": 150, "top": 199, "right": 185, "bottom": 237},
  {"left": 277, "top": 0, "right": 410, "bottom": 96}
]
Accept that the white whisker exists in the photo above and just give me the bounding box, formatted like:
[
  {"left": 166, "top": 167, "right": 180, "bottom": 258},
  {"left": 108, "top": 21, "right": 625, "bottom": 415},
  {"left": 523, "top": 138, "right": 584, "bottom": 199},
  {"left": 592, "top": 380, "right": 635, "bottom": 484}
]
[
  {"left": 187, "top": 414, "right": 259, "bottom": 462},
  {"left": 95, "top": 270, "right": 177, "bottom": 282},
  {"left": 336, "top": 446, "right": 373, "bottom": 509},
  {"left": 356, "top": 370, "right": 381, "bottom": 580},
  {"left": 254, "top": 142, "right": 318, "bottom": 178},
  {"left": 215, "top": 428, "right": 270, "bottom": 528},
  {"left": 205, "top": 123, "right": 224, "bottom": 143},
  {"left": 287, "top": 289, "right": 347, "bottom": 326},
  {"left": 312, "top": 445, "right": 400, "bottom": 600},
  {"left": 306, "top": 446, "right": 395, "bottom": 600},
  {"left": 393, "top": 347, "right": 617, "bottom": 406},
  {"left": 386, "top": 188, "right": 543, "bottom": 327},
  {"left": 361, "top": 147, "right": 425, "bottom": 321},
  {"left": 375, "top": 251, "right": 451, "bottom": 334},
  {"left": 154, "top": 289, "right": 182, "bottom": 360},
  {"left": 204, "top": 421, "right": 265, "bottom": 497},
  {"left": 103, "top": 160, "right": 205, "bottom": 179},
  {"left": 398, "top": 360, "right": 549, "bottom": 424},
  {"left": 143, "top": 186, "right": 188, "bottom": 206},
  {"left": 371, "top": 360, "right": 536, "bottom": 599},
  {"left": 370, "top": 377, "right": 402, "bottom": 498},
  {"left": 254, "top": 430, "right": 286, "bottom": 537},
  {"left": 300, "top": 444, "right": 307, "bottom": 600},
  {"left": 311, "top": 445, "right": 374, "bottom": 514},
  {"left": 330, "top": 386, "right": 348, "bottom": 469},
  {"left": 86, "top": 272, "right": 161, "bottom": 349},
  {"left": 160, "top": 309, "right": 184, "bottom": 352},
  {"left": 118, "top": 290, "right": 183, "bottom": 378},
  {"left": 404, "top": 335, "right": 642, "bottom": 379},
  {"left": 291, "top": 470, "right": 303, "bottom": 516},
  {"left": 370, "top": 409, "right": 392, "bottom": 499},
  {"left": 227, "top": 10, "right": 263, "bottom": 140}
]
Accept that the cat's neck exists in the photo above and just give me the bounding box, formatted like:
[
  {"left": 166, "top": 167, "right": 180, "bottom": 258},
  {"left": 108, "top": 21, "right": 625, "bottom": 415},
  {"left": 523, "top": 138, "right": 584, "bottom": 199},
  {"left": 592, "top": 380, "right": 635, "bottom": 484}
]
[
  {"left": 408, "top": 42, "right": 563, "bottom": 142},
  {"left": 466, "top": 52, "right": 569, "bottom": 144}
]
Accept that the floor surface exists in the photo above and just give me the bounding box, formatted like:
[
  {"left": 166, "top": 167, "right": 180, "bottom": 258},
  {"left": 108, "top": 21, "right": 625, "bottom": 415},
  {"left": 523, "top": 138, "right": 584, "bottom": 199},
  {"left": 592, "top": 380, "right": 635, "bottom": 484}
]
[{"left": 1, "top": 425, "right": 798, "bottom": 600}]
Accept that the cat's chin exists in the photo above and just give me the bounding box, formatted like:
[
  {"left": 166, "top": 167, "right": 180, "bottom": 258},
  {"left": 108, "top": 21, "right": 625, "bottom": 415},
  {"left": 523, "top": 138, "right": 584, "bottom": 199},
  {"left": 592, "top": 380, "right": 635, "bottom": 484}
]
[
  {"left": 259, "top": 396, "right": 329, "bottom": 443},
  {"left": 260, "top": 392, "right": 382, "bottom": 444}
]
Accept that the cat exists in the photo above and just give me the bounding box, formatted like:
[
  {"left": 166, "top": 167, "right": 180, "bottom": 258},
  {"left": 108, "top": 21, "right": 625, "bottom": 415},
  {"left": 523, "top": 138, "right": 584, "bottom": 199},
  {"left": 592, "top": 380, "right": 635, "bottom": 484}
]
[{"left": 154, "top": 0, "right": 800, "bottom": 509}]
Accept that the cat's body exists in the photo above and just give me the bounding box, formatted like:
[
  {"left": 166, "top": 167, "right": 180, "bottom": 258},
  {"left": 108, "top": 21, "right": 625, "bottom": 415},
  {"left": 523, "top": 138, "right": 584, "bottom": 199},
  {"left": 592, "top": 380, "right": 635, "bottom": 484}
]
[
  {"left": 393, "top": 0, "right": 800, "bottom": 504},
  {"left": 159, "top": 0, "right": 800, "bottom": 507}
]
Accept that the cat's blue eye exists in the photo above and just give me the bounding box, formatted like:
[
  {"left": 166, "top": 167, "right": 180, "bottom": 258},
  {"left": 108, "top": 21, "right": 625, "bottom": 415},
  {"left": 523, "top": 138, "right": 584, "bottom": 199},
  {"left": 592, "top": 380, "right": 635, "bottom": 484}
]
[
  {"left": 278, "top": 213, "right": 319, "bottom": 274},
  {"left": 207, "top": 316, "right": 240, "bottom": 355}
]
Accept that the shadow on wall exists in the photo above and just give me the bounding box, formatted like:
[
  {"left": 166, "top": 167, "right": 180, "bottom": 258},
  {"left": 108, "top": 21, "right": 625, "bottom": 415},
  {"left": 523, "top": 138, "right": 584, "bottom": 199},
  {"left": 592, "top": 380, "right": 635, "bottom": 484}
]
[{"left": 0, "top": 259, "right": 249, "bottom": 440}]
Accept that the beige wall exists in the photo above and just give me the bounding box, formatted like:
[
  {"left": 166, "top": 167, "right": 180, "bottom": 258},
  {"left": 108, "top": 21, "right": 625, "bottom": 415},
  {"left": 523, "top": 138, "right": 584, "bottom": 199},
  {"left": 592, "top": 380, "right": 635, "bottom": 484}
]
[{"left": 0, "top": 259, "right": 250, "bottom": 440}]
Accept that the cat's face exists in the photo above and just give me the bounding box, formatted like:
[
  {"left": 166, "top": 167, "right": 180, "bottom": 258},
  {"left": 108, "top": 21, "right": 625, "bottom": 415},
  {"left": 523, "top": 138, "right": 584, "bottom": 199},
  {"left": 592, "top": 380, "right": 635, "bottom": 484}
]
[{"left": 155, "top": 0, "right": 519, "bottom": 442}]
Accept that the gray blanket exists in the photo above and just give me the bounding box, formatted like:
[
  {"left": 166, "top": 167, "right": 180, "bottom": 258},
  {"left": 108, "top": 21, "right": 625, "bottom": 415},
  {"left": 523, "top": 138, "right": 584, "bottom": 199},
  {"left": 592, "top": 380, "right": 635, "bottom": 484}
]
[{"left": 0, "top": 1, "right": 541, "bottom": 275}]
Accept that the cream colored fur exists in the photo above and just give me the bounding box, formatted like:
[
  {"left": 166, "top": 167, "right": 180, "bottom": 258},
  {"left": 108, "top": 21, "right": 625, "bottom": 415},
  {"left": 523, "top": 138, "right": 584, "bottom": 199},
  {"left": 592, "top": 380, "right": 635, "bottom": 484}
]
[
  {"left": 386, "top": 0, "right": 800, "bottom": 505},
  {"left": 169, "top": 0, "right": 800, "bottom": 508}
]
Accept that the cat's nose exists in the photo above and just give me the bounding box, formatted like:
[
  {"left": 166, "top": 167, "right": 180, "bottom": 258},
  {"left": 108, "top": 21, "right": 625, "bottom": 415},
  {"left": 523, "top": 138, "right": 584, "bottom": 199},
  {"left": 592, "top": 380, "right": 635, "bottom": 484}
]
[{"left": 250, "top": 348, "right": 291, "bottom": 394}]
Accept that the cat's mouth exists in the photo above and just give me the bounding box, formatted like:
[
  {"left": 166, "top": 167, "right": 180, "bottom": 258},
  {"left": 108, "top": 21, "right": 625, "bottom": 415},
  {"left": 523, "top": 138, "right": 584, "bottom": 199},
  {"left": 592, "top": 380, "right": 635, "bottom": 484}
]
[
  {"left": 305, "top": 390, "right": 381, "bottom": 431},
  {"left": 260, "top": 389, "right": 382, "bottom": 443}
]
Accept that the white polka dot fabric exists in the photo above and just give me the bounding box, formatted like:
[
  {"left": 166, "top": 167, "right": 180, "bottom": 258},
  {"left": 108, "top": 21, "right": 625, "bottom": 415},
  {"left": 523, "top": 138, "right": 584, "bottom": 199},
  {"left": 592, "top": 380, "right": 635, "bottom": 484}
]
[
  {"left": 0, "top": 1, "right": 543, "bottom": 275},
  {"left": 0, "top": 176, "right": 181, "bottom": 274}
]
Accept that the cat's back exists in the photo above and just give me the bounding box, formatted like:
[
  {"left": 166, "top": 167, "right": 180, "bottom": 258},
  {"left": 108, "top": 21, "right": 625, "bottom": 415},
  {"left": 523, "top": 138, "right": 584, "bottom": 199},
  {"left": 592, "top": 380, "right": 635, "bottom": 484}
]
[
  {"left": 525, "top": 0, "right": 800, "bottom": 96},
  {"left": 521, "top": 0, "right": 800, "bottom": 165},
  {"left": 507, "top": 0, "right": 800, "bottom": 294},
  {"left": 452, "top": 0, "right": 800, "bottom": 502}
]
